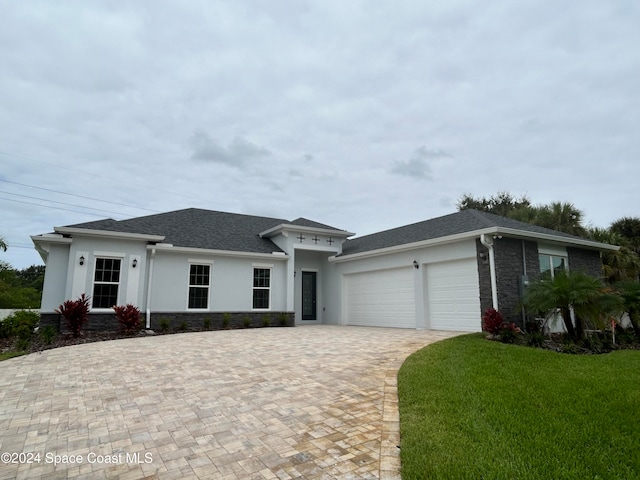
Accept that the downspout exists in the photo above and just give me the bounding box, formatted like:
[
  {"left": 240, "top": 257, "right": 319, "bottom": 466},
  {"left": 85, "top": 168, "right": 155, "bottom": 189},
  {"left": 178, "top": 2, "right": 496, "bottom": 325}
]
[
  {"left": 146, "top": 247, "right": 156, "bottom": 329},
  {"left": 480, "top": 234, "right": 499, "bottom": 311}
]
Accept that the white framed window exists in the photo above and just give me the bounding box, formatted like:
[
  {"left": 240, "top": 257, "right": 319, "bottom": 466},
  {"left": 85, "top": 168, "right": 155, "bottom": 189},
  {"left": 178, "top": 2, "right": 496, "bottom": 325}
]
[
  {"left": 252, "top": 267, "right": 271, "bottom": 310},
  {"left": 539, "top": 254, "right": 568, "bottom": 280},
  {"left": 188, "top": 263, "right": 211, "bottom": 309},
  {"left": 92, "top": 257, "right": 122, "bottom": 308}
]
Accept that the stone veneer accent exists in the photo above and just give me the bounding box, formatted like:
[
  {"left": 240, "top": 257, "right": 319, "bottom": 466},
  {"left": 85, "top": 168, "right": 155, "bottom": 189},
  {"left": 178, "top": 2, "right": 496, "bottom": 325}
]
[
  {"left": 477, "top": 238, "right": 605, "bottom": 327},
  {"left": 39, "top": 311, "right": 295, "bottom": 333},
  {"left": 567, "top": 247, "right": 603, "bottom": 278}
]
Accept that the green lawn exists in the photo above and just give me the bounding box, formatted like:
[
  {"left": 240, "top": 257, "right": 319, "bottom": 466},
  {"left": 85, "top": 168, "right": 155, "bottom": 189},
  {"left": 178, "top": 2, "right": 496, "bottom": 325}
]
[
  {"left": 0, "top": 350, "right": 26, "bottom": 361},
  {"left": 398, "top": 333, "right": 640, "bottom": 480}
]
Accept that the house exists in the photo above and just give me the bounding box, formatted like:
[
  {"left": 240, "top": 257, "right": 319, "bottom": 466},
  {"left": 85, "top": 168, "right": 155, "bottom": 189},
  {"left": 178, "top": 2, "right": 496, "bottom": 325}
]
[{"left": 31, "top": 208, "right": 617, "bottom": 332}]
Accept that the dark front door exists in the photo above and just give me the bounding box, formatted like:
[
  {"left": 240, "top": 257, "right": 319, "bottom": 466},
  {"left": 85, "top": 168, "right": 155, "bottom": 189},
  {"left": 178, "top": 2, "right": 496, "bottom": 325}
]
[{"left": 302, "top": 271, "right": 317, "bottom": 320}]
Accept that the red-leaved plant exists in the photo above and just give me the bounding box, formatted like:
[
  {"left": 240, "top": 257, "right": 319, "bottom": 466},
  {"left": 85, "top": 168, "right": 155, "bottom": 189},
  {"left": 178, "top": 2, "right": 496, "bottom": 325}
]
[
  {"left": 56, "top": 293, "right": 90, "bottom": 338},
  {"left": 112, "top": 304, "right": 141, "bottom": 334},
  {"left": 482, "top": 308, "right": 505, "bottom": 335}
]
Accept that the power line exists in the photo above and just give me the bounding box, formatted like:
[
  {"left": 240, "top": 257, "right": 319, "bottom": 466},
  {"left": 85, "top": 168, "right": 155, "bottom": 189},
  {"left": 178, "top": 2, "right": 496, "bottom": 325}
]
[
  {"left": 0, "top": 190, "right": 131, "bottom": 217},
  {"left": 0, "top": 179, "right": 160, "bottom": 214},
  {"left": 0, "top": 196, "right": 124, "bottom": 218}
]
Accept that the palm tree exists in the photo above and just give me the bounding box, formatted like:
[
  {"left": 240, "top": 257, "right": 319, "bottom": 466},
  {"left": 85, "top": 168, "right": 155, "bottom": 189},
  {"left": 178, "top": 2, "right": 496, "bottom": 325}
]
[
  {"left": 534, "top": 202, "right": 587, "bottom": 237},
  {"left": 524, "top": 271, "right": 619, "bottom": 341},
  {"left": 616, "top": 281, "right": 640, "bottom": 338},
  {"left": 611, "top": 217, "right": 640, "bottom": 255},
  {"left": 588, "top": 227, "right": 640, "bottom": 282}
]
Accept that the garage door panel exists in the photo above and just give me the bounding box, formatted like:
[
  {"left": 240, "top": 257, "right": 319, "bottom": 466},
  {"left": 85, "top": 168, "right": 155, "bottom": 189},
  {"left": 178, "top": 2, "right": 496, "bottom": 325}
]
[
  {"left": 427, "top": 258, "right": 481, "bottom": 332},
  {"left": 345, "top": 268, "right": 415, "bottom": 328}
]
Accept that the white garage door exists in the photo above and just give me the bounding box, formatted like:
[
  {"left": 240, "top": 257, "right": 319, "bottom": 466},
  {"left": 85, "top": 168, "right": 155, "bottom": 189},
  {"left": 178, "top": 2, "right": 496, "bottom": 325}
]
[
  {"left": 426, "top": 258, "right": 481, "bottom": 332},
  {"left": 344, "top": 267, "right": 416, "bottom": 328}
]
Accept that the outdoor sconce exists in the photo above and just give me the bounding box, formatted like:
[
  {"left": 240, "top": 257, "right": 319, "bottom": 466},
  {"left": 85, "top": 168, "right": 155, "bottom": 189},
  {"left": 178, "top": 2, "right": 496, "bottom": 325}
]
[
  {"left": 132, "top": 258, "right": 138, "bottom": 268},
  {"left": 79, "top": 255, "right": 85, "bottom": 266},
  {"left": 413, "top": 260, "right": 419, "bottom": 269}
]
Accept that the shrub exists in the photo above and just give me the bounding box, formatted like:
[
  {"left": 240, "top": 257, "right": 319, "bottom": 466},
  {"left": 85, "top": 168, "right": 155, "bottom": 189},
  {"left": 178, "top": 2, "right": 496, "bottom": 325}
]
[
  {"left": 203, "top": 316, "right": 211, "bottom": 330},
  {"left": 56, "top": 294, "right": 90, "bottom": 338},
  {"left": 499, "top": 322, "right": 521, "bottom": 344},
  {"left": 112, "top": 304, "right": 141, "bottom": 334},
  {"left": 278, "top": 312, "right": 289, "bottom": 327},
  {"left": 262, "top": 314, "right": 271, "bottom": 327},
  {"left": 482, "top": 308, "right": 504, "bottom": 335},
  {"left": 527, "top": 332, "right": 546, "bottom": 348},
  {"left": 40, "top": 326, "right": 57, "bottom": 345},
  {"left": 179, "top": 320, "right": 187, "bottom": 331},
  {"left": 243, "top": 316, "right": 251, "bottom": 328},
  {"left": 3, "top": 310, "right": 39, "bottom": 340},
  {"left": 222, "top": 313, "right": 232, "bottom": 329},
  {"left": 159, "top": 317, "right": 170, "bottom": 333}
]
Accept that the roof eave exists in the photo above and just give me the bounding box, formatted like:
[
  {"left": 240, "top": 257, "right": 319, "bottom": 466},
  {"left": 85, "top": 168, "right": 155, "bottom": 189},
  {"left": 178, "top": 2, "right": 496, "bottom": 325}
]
[
  {"left": 332, "top": 227, "right": 619, "bottom": 262},
  {"left": 148, "top": 244, "right": 289, "bottom": 260},
  {"left": 54, "top": 226, "right": 166, "bottom": 242},
  {"left": 260, "top": 223, "right": 355, "bottom": 238}
]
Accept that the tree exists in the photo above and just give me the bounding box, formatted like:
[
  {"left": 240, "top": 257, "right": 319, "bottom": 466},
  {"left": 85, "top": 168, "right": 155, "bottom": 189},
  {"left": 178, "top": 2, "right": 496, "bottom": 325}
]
[
  {"left": 588, "top": 227, "right": 640, "bottom": 282},
  {"left": 524, "top": 271, "right": 620, "bottom": 341},
  {"left": 534, "top": 202, "right": 587, "bottom": 237},
  {"left": 616, "top": 281, "right": 640, "bottom": 337},
  {"left": 457, "top": 191, "right": 531, "bottom": 217},
  {"left": 457, "top": 193, "right": 588, "bottom": 237},
  {"left": 0, "top": 236, "right": 7, "bottom": 252},
  {"left": 611, "top": 217, "right": 640, "bottom": 255}
]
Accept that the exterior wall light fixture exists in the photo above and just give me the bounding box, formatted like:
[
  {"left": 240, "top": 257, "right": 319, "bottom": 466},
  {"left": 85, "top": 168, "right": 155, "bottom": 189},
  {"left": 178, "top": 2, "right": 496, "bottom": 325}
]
[
  {"left": 79, "top": 255, "right": 85, "bottom": 266},
  {"left": 132, "top": 258, "right": 138, "bottom": 268},
  {"left": 413, "top": 260, "right": 419, "bottom": 269}
]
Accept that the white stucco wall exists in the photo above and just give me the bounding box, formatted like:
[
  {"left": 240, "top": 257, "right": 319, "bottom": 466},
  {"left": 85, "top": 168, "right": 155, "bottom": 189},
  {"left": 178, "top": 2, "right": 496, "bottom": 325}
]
[
  {"left": 149, "top": 250, "right": 288, "bottom": 312},
  {"left": 40, "top": 243, "right": 71, "bottom": 312}
]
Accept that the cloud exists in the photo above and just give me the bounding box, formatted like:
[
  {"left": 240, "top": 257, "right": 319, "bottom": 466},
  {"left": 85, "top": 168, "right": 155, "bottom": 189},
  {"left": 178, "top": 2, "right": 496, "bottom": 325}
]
[
  {"left": 390, "top": 146, "right": 452, "bottom": 179},
  {"left": 189, "top": 131, "right": 271, "bottom": 167}
]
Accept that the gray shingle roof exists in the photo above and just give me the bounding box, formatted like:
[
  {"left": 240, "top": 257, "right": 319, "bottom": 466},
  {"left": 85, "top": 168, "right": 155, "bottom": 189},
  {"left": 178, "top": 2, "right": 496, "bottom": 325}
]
[
  {"left": 64, "top": 209, "right": 347, "bottom": 254},
  {"left": 340, "top": 209, "right": 591, "bottom": 256}
]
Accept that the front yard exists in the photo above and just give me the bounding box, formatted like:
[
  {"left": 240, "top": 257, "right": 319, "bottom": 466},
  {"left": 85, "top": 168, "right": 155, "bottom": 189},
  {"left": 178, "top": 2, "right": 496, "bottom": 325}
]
[{"left": 398, "top": 333, "right": 640, "bottom": 479}]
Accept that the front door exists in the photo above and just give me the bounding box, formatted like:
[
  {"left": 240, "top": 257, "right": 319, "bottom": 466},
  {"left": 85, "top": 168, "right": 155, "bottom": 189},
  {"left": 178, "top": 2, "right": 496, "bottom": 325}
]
[{"left": 302, "top": 271, "right": 317, "bottom": 320}]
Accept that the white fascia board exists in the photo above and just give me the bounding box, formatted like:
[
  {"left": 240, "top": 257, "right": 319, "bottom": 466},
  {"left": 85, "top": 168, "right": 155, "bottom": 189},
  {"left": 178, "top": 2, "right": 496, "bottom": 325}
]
[
  {"left": 30, "top": 234, "right": 73, "bottom": 245},
  {"left": 331, "top": 226, "right": 619, "bottom": 263},
  {"left": 260, "top": 223, "right": 355, "bottom": 238},
  {"left": 148, "top": 244, "right": 289, "bottom": 260},
  {"left": 493, "top": 227, "right": 620, "bottom": 251},
  {"left": 331, "top": 229, "right": 491, "bottom": 263},
  {"left": 54, "top": 226, "right": 165, "bottom": 242}
]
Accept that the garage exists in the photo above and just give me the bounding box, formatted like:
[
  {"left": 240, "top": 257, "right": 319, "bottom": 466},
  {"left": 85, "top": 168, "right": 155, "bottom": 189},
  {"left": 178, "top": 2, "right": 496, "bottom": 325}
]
[
  {"left": 425, "top": 258, "right": 481, "bottom": 332},
  {"left": 344, "top": 267, "right": 416, "bottom": 328}
]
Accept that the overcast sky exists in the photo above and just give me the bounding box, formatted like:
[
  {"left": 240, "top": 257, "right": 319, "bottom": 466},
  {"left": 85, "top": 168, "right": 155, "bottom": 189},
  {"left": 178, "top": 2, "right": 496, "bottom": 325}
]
[{"left": 1, "top": 1, "right": 639, "bottom": 269}]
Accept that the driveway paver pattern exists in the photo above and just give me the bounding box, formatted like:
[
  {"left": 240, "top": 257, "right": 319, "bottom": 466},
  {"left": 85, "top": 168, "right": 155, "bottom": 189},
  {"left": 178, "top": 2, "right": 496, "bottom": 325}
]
[{"left": 0, "top": 325, "right": 459, "bottom": 479}]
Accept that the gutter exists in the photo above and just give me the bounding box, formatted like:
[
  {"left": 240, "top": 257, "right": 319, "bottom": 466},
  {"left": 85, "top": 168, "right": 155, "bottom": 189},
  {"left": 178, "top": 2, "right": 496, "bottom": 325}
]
[
  {"left": 146, "top": 247, "right": 156, "bottom": 329},
  {"left": 480, "top": 234, "right": 499, "bottom": 310}
]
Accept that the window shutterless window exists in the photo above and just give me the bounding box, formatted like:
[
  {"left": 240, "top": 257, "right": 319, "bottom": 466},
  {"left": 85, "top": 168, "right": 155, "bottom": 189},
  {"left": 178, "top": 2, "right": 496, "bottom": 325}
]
[
  {"left": 188, "top": 264, "right": 210, "bottom": 309},
  {"left": 92, "top": 258, "right": 121, "bottom": 308},
  {"left": 252, "top": 268, "right": 271, "bottom": 309},
  {"left": 539, "top": 254, "right": 568, "bottom": 280}
]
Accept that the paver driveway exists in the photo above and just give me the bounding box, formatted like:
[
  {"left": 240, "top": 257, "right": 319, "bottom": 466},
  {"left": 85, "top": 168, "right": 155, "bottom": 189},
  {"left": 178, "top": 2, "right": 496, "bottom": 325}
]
[{"left": 0, "top": 325, "right": 458, "bottom": 479}]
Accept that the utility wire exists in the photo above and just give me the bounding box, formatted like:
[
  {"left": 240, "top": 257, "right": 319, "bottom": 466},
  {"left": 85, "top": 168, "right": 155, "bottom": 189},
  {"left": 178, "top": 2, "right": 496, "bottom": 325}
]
[
  {"left": 0, "top": 196, "right": 124, "bottom": 218},
  {"left": 0, "top": 179, "right": 160, "bottom": 213},
  {"left": 0, "top": 190, "right": 131, "bottom": 217}
]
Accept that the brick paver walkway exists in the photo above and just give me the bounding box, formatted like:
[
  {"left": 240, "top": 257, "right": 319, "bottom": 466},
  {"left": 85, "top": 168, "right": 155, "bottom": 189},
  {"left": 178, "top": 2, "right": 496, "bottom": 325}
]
[{"left": 0, "top": 326, "right": 458, "bottom": 479}]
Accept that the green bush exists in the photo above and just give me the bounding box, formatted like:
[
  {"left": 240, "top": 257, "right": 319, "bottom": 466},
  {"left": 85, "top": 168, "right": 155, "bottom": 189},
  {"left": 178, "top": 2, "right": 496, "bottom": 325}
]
[
  {"left": 2, "top": 310, "right": 39, "bottom": 340},
  {"left": 222, "top": 313, "right": 232, "bottom": 329},
  {"left": 159, "top": 317, "right": 170, "bottom": 333},
  {"left": 203, "top": 315, "right": 211, "bottom": 330},
  {"left": 527, "top": 331, "right": 546, "bottom": 348},
  {"left": 262, "top": 314, "right": 271, "bottom": 327},
  {"left": 278, "top": 312, "right": 289, "bottom": 327},
  {"left": 39, "top": 326, "right": 57, "bottom": 345},
  {"left": 243, "top": 316, "right": 251, "bottom": 328},
  {"left": 179, "top": 320, "right": 187, "bottom": 331}
]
